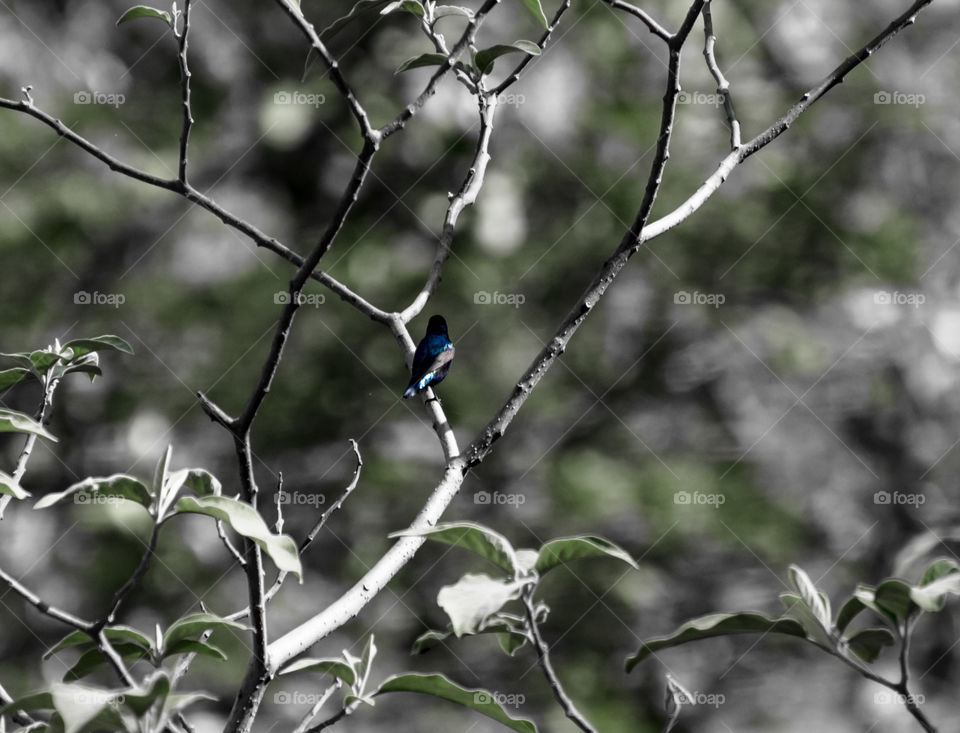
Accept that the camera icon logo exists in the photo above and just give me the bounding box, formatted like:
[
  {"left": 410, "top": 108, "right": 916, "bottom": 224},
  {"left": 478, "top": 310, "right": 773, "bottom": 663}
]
[
  {"left": 676, "top": 91, "right": 691, "bottom": 104},
  {"left": 474, "top": 291, "right": 492, "bottom": 305},
  {"left": 74, "top": 91, "right": 92, "bottom": 104},
  {"left": 74, "top": 291, "right": 91, "bottom": 305},
  {"left": 674, "top": 491, "right": 691, "bottom": 505},
  {"left": 874, "top": 491, "right": 891, "bottom": 505},
  {"left": 273, "top": 691, "right": 291, "bottom": 704},
  {"left": 274, "top": 291, "right": 292, "bottom": 305},
  {"left": 474, "top": 491, "right": 491, "bottom": 505},
  {"left": 874, "top": 91, "right": 891, "bottom": 104},
  {"left": 473, "top": 691, "right": 493, "bottom": 704},
  {"left": 674, "top": 291, "right": 691, "bottom": 305},
  {"left": 274, "top": 91, "right": 292, "bottom": 104}
]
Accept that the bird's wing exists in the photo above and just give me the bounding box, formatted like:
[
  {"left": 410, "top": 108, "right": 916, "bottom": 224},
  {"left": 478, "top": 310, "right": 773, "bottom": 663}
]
[{"left": 421, "top": 344, "right": 454, "bottom": 377}]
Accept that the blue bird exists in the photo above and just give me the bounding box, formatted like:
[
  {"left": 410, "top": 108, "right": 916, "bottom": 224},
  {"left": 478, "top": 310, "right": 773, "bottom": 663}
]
[{"left": 403, "top": 315, "right": 455, "bottom": 399}]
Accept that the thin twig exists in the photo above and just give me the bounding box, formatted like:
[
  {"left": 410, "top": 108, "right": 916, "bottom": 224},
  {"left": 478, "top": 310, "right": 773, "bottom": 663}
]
[
  {"left": 176, "top": 0, "right": 194, "bottom": 182},
  {"left": 271, "top": 0, "right": 377, "bottom": 142},
  {"left": 401, "top": 95, "right": 499, "bottom": 322},
  {"left": 701, "top": 0, "right": 741, "bottom": 149},
  {"left": 293, "top": 681, "right": 342, "bottom": 733},
  {"left": 99, "top": 521, "right": 161, "bottom": 628},
  {"left": 522, "top": 588, "right": 597, "bottom": 733},
  {"left": 600, "top": 0, "right": 672, "bottom": 42},
  {"left": 494, "top": 0, "right": 573, "bottom": 95},
  {"left": 226, "top": 440, "right": 362, "bottom": 622},
  {"left": 0, "top": 565, "right": 93, "bottom": 631},
  {"left": 0, "top": 371, "right": 57, "bottom": 518},
  {"left": 380, "top": 0, "right": 501, "bottom": 139},
  {"left": 0, "top": 97, "right": 388, "bottom": 323},
  {"left": 217, "top": 519, "right": 247, "bottom": 567}
]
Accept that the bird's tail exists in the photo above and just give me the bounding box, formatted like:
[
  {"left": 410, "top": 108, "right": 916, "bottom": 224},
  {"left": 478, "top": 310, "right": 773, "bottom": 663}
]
[{"left": 402, "top": 385, "right": 417, "bottom": 398}]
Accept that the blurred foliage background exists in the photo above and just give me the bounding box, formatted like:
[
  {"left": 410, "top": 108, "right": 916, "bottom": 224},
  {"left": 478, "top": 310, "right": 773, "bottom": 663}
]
[{"left": 1, "top": 0, "right": 959, "bottom": 730}]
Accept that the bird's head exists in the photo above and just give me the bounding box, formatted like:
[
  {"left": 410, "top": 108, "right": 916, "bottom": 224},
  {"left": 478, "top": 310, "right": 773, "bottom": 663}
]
[{"left": 426, "top": 315, "right": 448, "bottom": 336}]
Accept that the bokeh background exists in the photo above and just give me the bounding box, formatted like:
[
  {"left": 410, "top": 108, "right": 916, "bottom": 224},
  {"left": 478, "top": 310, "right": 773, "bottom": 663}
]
[{"left": 1, "top": 0, "right": 959, "bottom": 730}]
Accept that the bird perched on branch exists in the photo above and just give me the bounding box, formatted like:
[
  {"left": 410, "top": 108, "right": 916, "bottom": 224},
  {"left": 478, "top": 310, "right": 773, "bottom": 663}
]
[{"left": 403, "top": 315, "right": 454, "bottom": 399}]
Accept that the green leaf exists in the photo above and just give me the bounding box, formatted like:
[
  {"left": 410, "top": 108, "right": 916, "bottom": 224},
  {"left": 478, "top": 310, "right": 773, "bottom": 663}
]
[
  {"left": 395, "top": 53, "right": 451, "bottom": 74},
  {"left": 374, "top": 674, "right": 537, "bottom": 733},
  {"left": 918, "top": 557, "right": 959, "bottom": 586},
  {"left": 120, "top": 671, "right": 170, "bottom": 717},
  {"left": 50, "top": 684, "right": 125, "bottom": 733},
  {"left": 875, "top": 579, "right": 915, "bottom": 622},
  {"left": 0, "top": 408, "right": 57, "bottom": 442},
  {"left": 380, "top": 0, "right": 424, "bottom": 16},
  {"left": 0, "top": 367, "right": 32, "bottom": 390},
  {"left": 474, "top": 41, "right": 541, "bottom": 75},
  {"left": 625, "top": 612, "right": 807, "bottom": 672},
  {"left": 64, "top": 644, "right": 151, "bottom": 682},
  {"left": 182, "top": 468, "right": 221, "bottom": 496},
  {"left": 0, "top": 470, "right": 30, "bottom": 500},
  {"left": 320, "top": 0, "right": 392, "bottom": 39},
  {"left": 62, "top": 336, "right": 133, "bottom": 358},
  {"left": 392, "top": 522, "right": 517, "bottom": 573},
  {"left": 910, "top": 569, "right": 960, "bottom": 612},
  {"left": 520, "top": 0, "right": 548, "bottom": 28},
  {"left": 34, "top": 475, "right": 152, "bottom": 511},
  {"left": 788, "top": 565, "right": 831, "bottom": 629},
  {"left": 29, "top": 350, "right": 62, "bottom": 375},
  {"left": 45, "top": 626, "right": 153, "bottom": 660},
  {"left": 411, "top": 629, "right": 452, "bottom": 655},
  {"left": 437, "top": 573, "right": 526, "bottom": 637},
  {"left": 162, "top": 639, "right": 227, "bottom": 661},
  {"left": 279, "top": 658, "right": 357, "bottom": 686},
  {"left": 534, "top": 535, "right": 638, "bottom": 575},
  {"left": 845, "top": 627, "right": 895, "bottom": 663},
  {"left": 162, "top": 612, "right": 249, "bottom": 650},
  {"left": 153, "top": 445, "right": 173, "bottom": 497},
  {"left": 171, "top": 495, "right": 302, "bottom": 578},
  {"left": 116, "top": 5, "right": 173, "bottom": 27},
  {"left": 779, "top": 592, "right": 833, "bottom": 646},
  {"left": 835, "top": 596, "right": 866, "bottom": 634},
  {"left": 497, "top": 630, "right": 528, "bottom": 656},
  {"left": 434, "top": 5, "right": 474, "bottom": 18}
]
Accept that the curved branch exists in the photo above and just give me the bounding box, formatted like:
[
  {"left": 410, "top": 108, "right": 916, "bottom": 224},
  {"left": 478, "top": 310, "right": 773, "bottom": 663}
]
[
  {"left": 401, "top": 95, "right": 499, "bottom": 323},
  {"left": 701, "top": 0, "right": 740, "bottom": 149},
  {"left": 522, "top": 589, "right": 597, "bottom": 733},
  {"left": 272, "top": 0, "right": 377, "bottom": 142},
  {"left": 600, "top": 0, "right": 672, "bottom": 42}
]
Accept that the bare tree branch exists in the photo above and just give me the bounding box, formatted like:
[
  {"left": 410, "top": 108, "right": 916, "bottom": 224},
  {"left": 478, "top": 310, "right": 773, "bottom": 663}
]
[
  {"left": 272, "top": 0, "right": 377, "bottom": 143},
  {"left": 701, "top": 0, "right": 740, "bottom": 149},
  {"left": 600, "top": 0, "right": 672, "bottom": 42},
  {"left": 175, "top": 0, "right": 195, "bottom": 182},
  {"left": 522, "top": 589, "right": 597, "bottom": 733}
]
